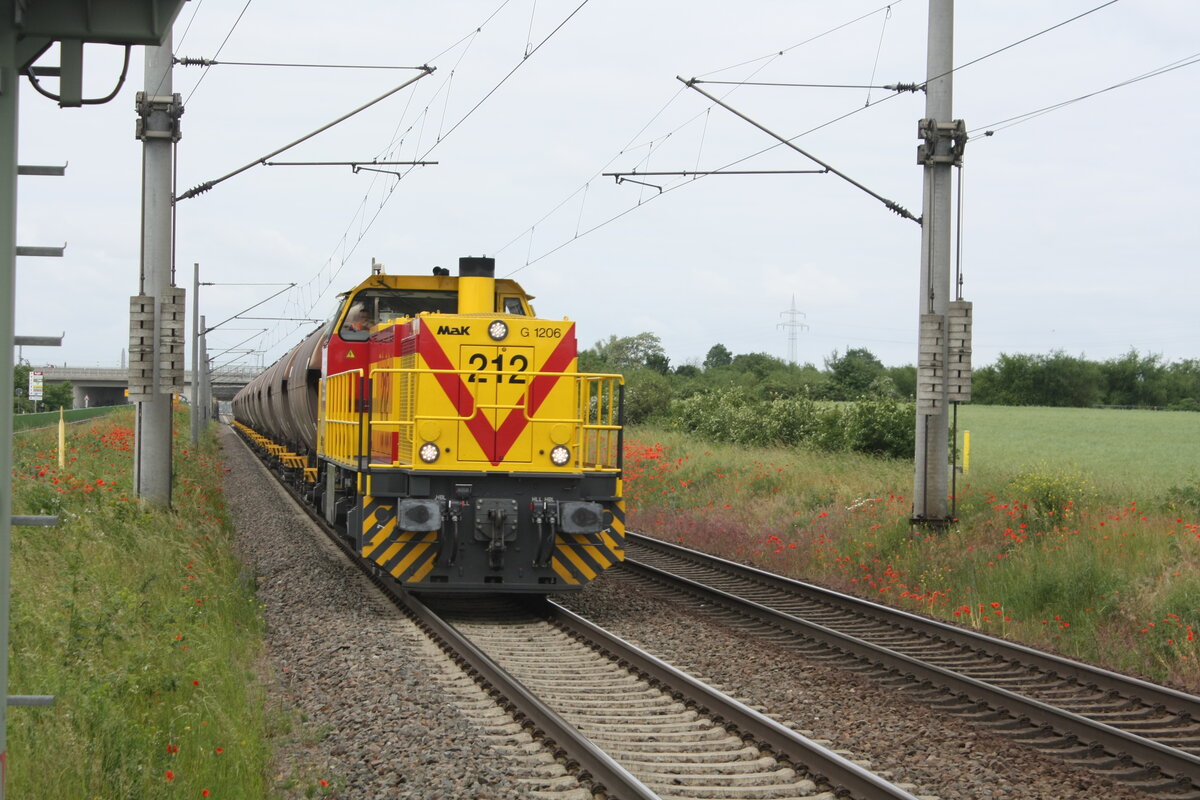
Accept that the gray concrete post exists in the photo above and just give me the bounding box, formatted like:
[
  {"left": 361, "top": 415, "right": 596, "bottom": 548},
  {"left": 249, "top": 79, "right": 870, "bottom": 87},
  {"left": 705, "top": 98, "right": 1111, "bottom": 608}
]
[
  {"left": 134, "top": 36, "right": 175, "bottom": 505},
  {"left": 912, "top": 0, "right": 955, "bottom": 522},
  {"left": 190, "top": 262, "right": 199, "bottom": 443},
  {"left": 199, "top": 315, "right": 211, "bottom": 428}
]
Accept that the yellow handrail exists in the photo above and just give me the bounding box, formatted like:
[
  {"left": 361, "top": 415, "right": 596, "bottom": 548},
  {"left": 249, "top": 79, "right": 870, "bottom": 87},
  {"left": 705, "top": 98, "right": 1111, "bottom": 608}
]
[
  {"left": 318, "top": 368, "right": 365, "bottom": 467},
  {"left": 366, "top": 366, "right": 623, "bottom": 471}
]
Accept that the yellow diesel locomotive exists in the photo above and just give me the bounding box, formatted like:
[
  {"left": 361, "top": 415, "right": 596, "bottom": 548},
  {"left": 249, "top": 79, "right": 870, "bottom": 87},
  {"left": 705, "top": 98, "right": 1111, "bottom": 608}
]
[{"left": 232, "top": 257, "right": 625, "bottom": 593}]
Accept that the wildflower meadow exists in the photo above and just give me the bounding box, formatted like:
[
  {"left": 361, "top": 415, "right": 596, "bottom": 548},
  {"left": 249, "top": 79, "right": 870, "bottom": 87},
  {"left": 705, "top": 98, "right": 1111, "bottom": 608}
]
[
  {"left": 625, "top": 406, "right": 1200, "bottom": 689},
  {"left": 8, "top": 406, "right": 272, "bottom": 798}
]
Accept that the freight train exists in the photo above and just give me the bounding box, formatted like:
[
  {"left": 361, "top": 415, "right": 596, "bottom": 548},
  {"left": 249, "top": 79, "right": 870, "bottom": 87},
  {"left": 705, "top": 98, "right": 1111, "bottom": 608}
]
[{"left": 232, "top": 256, "right": 625, "bottom": 593}]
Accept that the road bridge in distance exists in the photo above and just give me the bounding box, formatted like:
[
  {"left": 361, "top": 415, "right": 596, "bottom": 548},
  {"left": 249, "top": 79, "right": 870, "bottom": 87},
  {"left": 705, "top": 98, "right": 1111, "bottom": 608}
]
[{"left": 29, "top": 364, "right": 261, "bottom": 407}]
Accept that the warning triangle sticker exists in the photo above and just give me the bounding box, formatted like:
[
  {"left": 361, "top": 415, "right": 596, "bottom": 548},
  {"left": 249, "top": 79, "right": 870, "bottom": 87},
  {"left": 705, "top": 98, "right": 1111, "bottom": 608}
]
[{"left": 345, "top": 349, "right": 357, "bottom": 359}]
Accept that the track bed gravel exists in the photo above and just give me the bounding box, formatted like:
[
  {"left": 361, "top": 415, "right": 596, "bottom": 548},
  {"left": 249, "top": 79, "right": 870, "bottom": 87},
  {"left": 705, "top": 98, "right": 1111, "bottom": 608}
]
[
  {"left": 221, "top": 426, "right": 535, "bottom": 799},
  {"left": 557, "top": 568, "right": 1153, "bottom": 800}
]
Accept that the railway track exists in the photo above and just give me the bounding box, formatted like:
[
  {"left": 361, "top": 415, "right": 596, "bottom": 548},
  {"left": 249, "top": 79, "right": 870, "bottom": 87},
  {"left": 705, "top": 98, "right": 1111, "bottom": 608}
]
[
  {"left": 238, "top": 430, "right": 922, "bottom": 799},
  {"left": 421, "top": 594, "right": 923, "bottom": 800},
  {"left": 622, "top": 532, "right": 1200, "bottom": 798}
]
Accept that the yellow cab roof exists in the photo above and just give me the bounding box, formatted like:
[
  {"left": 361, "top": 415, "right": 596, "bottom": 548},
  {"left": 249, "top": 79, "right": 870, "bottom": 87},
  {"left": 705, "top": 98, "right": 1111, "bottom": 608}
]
[{"left": 340, "top": 272, "right": 534, "bottom": 302}]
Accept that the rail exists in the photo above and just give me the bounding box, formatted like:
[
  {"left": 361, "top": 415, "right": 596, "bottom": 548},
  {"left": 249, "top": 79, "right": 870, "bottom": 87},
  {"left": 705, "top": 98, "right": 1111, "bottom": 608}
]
[
  {"left": 546, "top": 600, "right": 922, "bottom": 800},
  {"left": 234, "top": 424, "right": 657, "bottom": 798},
  {"left": 624, "top": 533, "right": 1200, "bottom": 795}
]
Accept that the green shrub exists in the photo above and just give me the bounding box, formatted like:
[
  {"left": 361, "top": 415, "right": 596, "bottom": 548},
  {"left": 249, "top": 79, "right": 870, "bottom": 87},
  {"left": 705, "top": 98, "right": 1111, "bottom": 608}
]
[
  {"left": 843, "top": 397, "right": 915, "bottom": 458},
  {"left": 1007, "top": 463, "right": 1092, "bottom": 522},
  {"left": 624, "top": 369, "right": 673, "bottom": 424},
  {"left": 671, "top": 387, "right": 740, "bottom": 442},
  {"left": 669, "top": 389, "right": 914, "bottom": 458},
  {"left": 766, "top": 395, "right": 821, "bottom": 445},
  {"left": 808, "top": 405, "right": 847, "bottom": 452},
  {"left": 1166, "top": 479, "right": 1200, "bottom": 512}
]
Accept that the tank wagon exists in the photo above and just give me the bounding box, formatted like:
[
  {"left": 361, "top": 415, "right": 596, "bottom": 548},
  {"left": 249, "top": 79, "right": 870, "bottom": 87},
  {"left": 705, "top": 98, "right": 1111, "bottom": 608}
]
[{"left": 232, "top": 257, "right": 625, "bottom": 593}]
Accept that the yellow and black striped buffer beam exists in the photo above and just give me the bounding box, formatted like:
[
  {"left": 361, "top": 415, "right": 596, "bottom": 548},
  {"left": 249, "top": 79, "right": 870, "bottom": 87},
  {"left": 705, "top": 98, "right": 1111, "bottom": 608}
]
[
  {"left": 551, "top": 498, "right": 625, "bottom": 585},
  {"left": 359, "top": 496, "right": 439, "bottom": 584},
  {"left": 359, "top": 494, "right": 625, "bottom": 587}
]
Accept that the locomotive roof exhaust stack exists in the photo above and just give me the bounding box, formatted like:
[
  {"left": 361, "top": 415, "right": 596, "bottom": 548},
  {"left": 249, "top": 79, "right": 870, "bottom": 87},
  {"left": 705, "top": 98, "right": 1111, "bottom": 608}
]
[{"left": 458, "top": 256, "right": 496, "bottom": 315}]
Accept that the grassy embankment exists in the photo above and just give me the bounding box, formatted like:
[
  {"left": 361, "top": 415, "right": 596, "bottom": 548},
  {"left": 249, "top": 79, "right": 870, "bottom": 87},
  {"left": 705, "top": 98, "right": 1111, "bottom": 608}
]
[
  {"left": 625, "top": 405, "right": 1200, "bottom": 689},
  {"left": 8, "top": 406, "right": 280, "bottom": 798},
  {"left": 12, "top": 405, "right": 122, "bottom": 432}
]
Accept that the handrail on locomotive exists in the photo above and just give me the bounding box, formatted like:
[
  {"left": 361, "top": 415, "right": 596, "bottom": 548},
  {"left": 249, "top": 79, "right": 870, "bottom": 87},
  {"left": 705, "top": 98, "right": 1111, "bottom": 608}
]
[{"left": 320, "top": 365, "right": 623, "bottom": 472}]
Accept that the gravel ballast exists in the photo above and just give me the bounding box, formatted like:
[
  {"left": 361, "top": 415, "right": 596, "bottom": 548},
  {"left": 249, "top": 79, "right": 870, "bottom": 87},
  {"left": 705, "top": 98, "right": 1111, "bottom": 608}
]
[
  {"left": 222, "top": 425, "right": 1152, "bottom": 798},
  {"left": 221, "top": 426, "right": 540, "bottom": 799},
  {"left": 557, "top": 571, "right": 1153, "bottom": 800}
]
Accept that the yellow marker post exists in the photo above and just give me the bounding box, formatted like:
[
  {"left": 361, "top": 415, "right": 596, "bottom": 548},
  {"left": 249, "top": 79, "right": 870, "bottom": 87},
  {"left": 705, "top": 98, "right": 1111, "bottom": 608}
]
[
  {"left": 58, "top": 407, "right": 66, "bottom": 468},
  {"left": 963, "top": 430, "right": 970, "bottom": 475}
]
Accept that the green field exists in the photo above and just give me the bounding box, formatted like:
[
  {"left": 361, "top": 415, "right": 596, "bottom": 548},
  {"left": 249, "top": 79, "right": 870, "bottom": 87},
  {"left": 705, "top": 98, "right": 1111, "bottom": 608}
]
[
  {"left": 955, "top": 405, "right": 1200, "bottom": 499},
  {"left": 626, "top": 404, "right": 1200, "bottom": 689},
  {"left": 12, "top": 404, "right": 123, "bottom": 432}
]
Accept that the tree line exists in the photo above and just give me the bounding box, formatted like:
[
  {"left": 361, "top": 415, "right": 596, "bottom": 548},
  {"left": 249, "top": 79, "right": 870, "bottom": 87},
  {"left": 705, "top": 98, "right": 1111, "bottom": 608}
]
[
  {"left": 974, "top": 350, "right": 1199, "bottom": 410},
  {"left": 580, "top": 333, "right": 1200, "bottom": 425}
]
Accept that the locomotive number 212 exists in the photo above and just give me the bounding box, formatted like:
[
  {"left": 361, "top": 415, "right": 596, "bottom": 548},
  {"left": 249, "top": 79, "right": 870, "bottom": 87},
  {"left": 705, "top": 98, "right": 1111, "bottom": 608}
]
[{"left": 466, "top": 352, "right": 528, "bottom": 383}]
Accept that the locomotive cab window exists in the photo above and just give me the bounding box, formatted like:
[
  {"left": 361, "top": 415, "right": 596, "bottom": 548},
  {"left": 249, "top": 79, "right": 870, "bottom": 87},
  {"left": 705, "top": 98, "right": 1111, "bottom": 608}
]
[
  {"left": 501, "top": 296, "right": 528, "bottom": 315},
  {"left": 339, "top": 290, "right": 458, "bottom": 340}
]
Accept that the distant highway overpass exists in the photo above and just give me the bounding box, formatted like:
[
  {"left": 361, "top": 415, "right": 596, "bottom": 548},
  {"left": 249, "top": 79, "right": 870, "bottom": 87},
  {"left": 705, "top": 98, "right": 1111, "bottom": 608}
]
[{"left": 30, "top": 365, "right": 262, "bottom": 407}]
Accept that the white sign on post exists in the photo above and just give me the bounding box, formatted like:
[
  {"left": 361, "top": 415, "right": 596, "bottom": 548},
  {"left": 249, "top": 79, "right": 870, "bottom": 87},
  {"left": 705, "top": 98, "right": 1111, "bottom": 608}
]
[{"left": 28, "top": 371, "right": 44, "bottom": 400}]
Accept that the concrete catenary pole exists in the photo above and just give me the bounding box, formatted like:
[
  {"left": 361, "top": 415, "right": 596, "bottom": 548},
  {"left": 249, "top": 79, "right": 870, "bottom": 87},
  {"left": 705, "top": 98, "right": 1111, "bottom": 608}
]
[
  {"left": 912, "top": 0, "right": 955, "bottom": 522},
  {"left": 191, "top": 262, "right": 199, "bottom": 444},
  {"left": 199, "top": 314, "right": 209, "bottom": 428},
  {"left": 134, "top": 36, "right": 176, "bottom": 505}
]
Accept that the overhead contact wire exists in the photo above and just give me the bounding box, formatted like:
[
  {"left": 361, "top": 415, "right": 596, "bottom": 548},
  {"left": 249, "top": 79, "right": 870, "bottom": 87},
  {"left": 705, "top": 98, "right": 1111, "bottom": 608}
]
[
  {"left": 508, "top": 0, "right": 1134, "bottom": 274},
  {"left": 297, "top": 3, "right": 527, "bottom": 321},
  {"left": 419, "top": 0, "right": 591, "bottom": 157},
  {"left": 184, "top": 0, "right": 256, "bottom": 104},
  {"left": 973, "top": 51, "right": 1200, "bottom": 136},
  {"left": 501, "top": 0, "right": 890, "bottom": 271},
  {"left": 864, "top": 5, "right": 893, "bottom": 105},
  {"left": 174, "top": 0, "right": 206, "bottom": 51},
  {"left": 180, "top": 60, "right": 428, "bottom": 70},
  {"left": 922, "top": 0, "right": 1122, "bottom": 91},
  {"left": 176, "top": 68, "right": 435, "bottom": 201},
  {"left": 279, "top": 0, "right": 589, "bottom": 353}
]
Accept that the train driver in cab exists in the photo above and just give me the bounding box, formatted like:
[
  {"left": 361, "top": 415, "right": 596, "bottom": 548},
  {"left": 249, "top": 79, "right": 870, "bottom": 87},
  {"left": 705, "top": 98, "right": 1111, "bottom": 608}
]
[{"left": 340, "top": 301, "right": 372, "bottom": 339}]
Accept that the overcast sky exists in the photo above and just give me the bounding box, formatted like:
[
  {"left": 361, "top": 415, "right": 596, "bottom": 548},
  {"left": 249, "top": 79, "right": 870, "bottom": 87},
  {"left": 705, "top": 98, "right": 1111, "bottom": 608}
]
[{"left": 14, "top": 0, "right": 1199, "bottom": 373}]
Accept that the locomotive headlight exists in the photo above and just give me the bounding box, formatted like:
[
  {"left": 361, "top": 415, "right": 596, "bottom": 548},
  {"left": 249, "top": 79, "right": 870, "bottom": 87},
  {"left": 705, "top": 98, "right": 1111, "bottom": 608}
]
[
  {"left": 487, "top": 320, "right": 509, "bottom": 341},
  {"left": 549, "top": 445, "right": 571, "bottom": 467},
  {"left": 419, "top": 442, "right": 441, "bottom": 463}
]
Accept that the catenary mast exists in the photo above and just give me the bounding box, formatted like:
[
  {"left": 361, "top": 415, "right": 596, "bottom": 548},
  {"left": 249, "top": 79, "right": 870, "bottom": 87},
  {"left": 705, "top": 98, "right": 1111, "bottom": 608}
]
[{"left": 912, "top": 0, "right": 969, "bottom": 523}]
